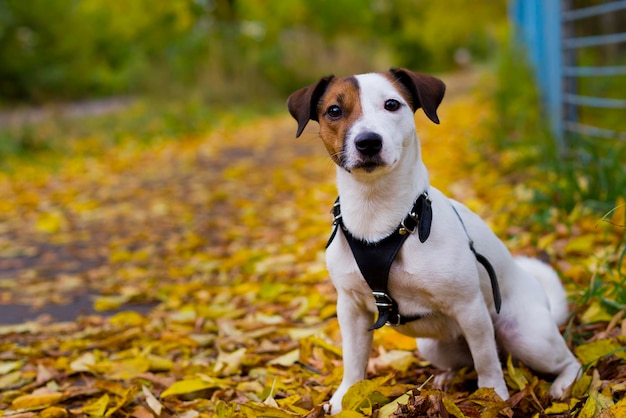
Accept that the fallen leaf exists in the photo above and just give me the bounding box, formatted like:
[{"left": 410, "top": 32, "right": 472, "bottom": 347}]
[
  {"left": 142, "top": 385, "right": 163, "bottom": 416},
  {"left": 11, "top": 392, "right": 65, "bottom": 410}
]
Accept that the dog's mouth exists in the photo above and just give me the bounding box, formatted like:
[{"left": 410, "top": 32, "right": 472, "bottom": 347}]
[{"left": 353, "top": 161, "right": 385, "bottom": 173}]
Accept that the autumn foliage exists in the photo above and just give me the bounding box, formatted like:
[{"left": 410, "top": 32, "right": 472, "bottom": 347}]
[{"left": 0, "top": 72, "right": 625, "bottom": 417}]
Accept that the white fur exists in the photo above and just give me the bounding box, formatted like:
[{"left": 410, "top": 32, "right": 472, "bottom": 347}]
[{"left": 324, "top": 73, "right": 580, "bottom": 415}]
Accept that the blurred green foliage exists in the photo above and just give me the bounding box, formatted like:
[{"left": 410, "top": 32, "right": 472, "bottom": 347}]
[
  {"left": 491, "top": 41, "right": 626, "bottom": 213},
  {"left": 0, "top": 0, "right": 506, "bottom": 104},
  {"left": 0, "top": 0, "right": 208, "bottom": 102}
]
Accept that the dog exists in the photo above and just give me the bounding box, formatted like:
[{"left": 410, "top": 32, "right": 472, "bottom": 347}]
[{"left": 287, "top": 68, "right": 581, "bottom": 414}]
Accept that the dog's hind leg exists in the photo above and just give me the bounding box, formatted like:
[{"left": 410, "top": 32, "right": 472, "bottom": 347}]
[
  {"left": 495, "top": 265, "right": 581, "bottom": 398},
  {"left": 497, "top": 311, "right": 580, "bottom": 397}
]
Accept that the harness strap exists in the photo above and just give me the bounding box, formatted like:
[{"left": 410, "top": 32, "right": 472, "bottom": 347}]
[
  {"left": 450, "top": 205, "right": 502, "bottom": 313},
  {"left": 328, "top": 192, "right": 433, "bottom": 330}
]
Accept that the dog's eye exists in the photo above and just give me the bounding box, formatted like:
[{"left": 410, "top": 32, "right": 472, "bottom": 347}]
[
  {"left": 326, "top": 105, "right": 343, "bottom": 119},
  {"left": 384, "top": 99, "right": 401, "bottom": 111}
]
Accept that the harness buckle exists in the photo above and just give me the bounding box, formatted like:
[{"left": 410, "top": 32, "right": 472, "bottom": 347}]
[
  {"left": 372, "top": 291, "right": 394, "bottom": 308},
  {"left": 399, "top": 213, "right": 418, "bottom": 235}
]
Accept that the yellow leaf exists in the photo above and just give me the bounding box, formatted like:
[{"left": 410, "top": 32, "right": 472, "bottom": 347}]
[
  {"left": 378, "top": 392, "right": 411, "bottom": 418},
  {"left": 371, "top": 349, "right": 416, "bottom": 372},
  {"left": 213, "top": 347, "right": 247, "bottom": 376},
  {"left": 571, "top": 372, "right": 592, "bottom": 398},
  {"left": 342, "top": 375, "right": 393, "bottom": 412},
  {"left": 506, "top": 354, "right": 528, "bottom": 391},
  {"left": 11, "top": 392, "right": 65, "bottom": 410},
  {"left": 40, "top": 406, "right": 69, "bottom": 418},
  {"left": 105, "top": 357, "right": 150, "bottom": 380},
  {"left": 236, "top": 380, "right": 264, "bottom": 394},
  {"left": 95, "top": 380, "right": 128, "bottom": 397},
  {"left": 574, "top": 339, "right": 626, "bottom": 366},
  {"left": 161, "top": 377, "right": 227, "bottom": 398},
  {"left": 36, "top": 211, "right": 65, "bottom": 233},
  {"left": 147, "top": 355, "right": 173, "bottom": 372},
  {"left": 268, "top": 349, "right": 300, "bottom": 367},
  {"left": 239, "top": 402, "right": 299, "bottom": 417},
  {"left": 0, "top": 360, "right": 23, "bottom": 374},
  {"left": 0, "top": 371, "right": 22, "bottom": 389},
  {"left": 82, "top": 393, "right": 109, "bottom": 416},
  {"left": 544, "top": 402, "right": 570, "bottom": 414},
  {"left": 442, "top": 396, "right": 468, "bottom": 418},
  {"left": 564, "top": 235, "right": 596, "bottom": 255},
  {"left": 93, "top": 295, "right": 131, "bottom": 312},
  {"left": 606, "top": 397, "right": 626, "bottom": 415},
  {"left": 336, "top": 410, "right": 367, "bottom": 417},
  {"left": 109, "top": 311, "right": 147, "bottom": 327},
  {"left": 580, "top": 301, "right": 614, "bottom": 324},
  {"left": 69, "top": 352, "right": 97, "bottom": 373}
]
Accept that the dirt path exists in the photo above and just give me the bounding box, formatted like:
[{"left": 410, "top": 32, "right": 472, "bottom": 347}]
[{"left": 0, "top": 97, "right": 134, "bottom": 127}]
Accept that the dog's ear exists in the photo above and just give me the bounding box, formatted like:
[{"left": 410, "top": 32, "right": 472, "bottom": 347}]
[
  {"left": 388, "top": 68, "right": 445, "bottom": 124},
  {"left": 287, "top": 75, "right": 334, "bottom": 138}
]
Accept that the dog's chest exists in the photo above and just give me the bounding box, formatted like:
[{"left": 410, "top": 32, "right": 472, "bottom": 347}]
[
  {"left": 330, "top": 254, "right": 461, "bottom": 340},
  {"left": 327, "top": 236, "right": 453, "bottom": 320}
]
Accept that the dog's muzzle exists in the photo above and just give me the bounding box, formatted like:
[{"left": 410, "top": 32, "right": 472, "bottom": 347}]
[{"left": 352, "top": 132, "right": 385, "bottom": 172}]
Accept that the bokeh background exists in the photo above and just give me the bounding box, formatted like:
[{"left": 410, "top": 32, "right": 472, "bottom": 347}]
[
  {"left": 1, "top": 0, "right": 624, "bottom": 211},
  {"left": 0, "top": 0, "right": 505, "bottom": 104}
]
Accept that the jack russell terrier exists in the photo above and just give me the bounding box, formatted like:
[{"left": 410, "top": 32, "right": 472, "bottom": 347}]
[{"left": 287, "top": 68, "right": 580, "bottom": 414}]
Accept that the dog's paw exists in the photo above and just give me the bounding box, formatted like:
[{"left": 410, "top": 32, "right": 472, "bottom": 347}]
[
  {"left": 325, "top": 399, "right": 342, "bottom": 415},
  {"left": 549, "top": 362, "right": 581, "bottom": 399},
  {"left": 493, "top": 382, "right": 510, "bottom": 401},
  {"left": 548, "top": 382, "right": 570, "bottom": 399},
  {"left": 432, "top": 370, "right": 456, "bottom": 388},
  {"left": 326, "top": 386, "right": 348, "bottom": 415}
]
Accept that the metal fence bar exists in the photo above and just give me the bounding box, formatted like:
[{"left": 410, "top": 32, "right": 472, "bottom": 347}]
[
  {"left": 565, "top": 121, "right": 626, "bottom": 140},
  {"left": 563, "top": 31, "right": 626, "bottom": 48},
  {"left": 564, "top": 94, "right": 626, "bottom": 108},
  {"left": 510, "top": 0, "right": 565, "bottom": 146},
  {"left": 563, "top": 66, "right": 626, "bottom": 76},
  {"left": 562, "top": 0, "right": 626, "bottom": 21}
]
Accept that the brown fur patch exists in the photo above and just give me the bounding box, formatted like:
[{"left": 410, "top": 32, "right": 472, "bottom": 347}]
[
  {"left": 317, "top": 76, "right": 362, "bottom": 165},
  {"left": 381, "top": 72, "right": 415, "bottom": 110}
]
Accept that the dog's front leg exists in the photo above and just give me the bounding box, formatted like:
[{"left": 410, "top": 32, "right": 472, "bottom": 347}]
[
  {"left": 455, "top": 297, "right": 509, "bottom": 400},
  {"left": 327, "top": 292, "right": 374, "bottom": 415}
]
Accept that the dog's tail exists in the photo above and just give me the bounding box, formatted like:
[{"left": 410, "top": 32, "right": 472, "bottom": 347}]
[{"left": 514, "top": 256, "right": 569, "bottom": 326}]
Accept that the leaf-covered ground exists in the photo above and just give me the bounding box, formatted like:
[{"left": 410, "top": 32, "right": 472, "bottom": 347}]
[{"left": 0, "top": 72, "right": 625, "bottom": 417}]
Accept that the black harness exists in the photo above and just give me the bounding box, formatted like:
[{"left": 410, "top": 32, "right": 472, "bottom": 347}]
[{"left": 327, "top": 191, "right": 501, "bottom": 331}]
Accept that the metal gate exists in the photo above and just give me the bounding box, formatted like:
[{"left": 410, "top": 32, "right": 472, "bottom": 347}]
[{"left": 509, "top": 0, "right": 626, "bottom": 148}]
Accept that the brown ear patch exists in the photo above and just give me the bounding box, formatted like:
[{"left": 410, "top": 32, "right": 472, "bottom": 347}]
[
  {"left": 385, "top": 68, "right": 445, "bottom": 124},
  {"left": 317, "top": 76, "right": 362, "bottom": 166},
  {"left": 287, "top": 75, "right": 334, "bottom": 137}
]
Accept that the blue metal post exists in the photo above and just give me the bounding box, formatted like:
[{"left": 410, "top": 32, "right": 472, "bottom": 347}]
[{"left": 509, "top": 0, "right": 564, "bottom": 147}]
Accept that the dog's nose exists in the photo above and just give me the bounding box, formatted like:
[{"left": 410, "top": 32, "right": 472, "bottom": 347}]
[{"left": 355, "top": 132, "right": 383, "bottom": 156}]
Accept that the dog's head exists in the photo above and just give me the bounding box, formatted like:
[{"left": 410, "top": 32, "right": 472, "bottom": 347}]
[{"left": 287, "top": 68, "right": 445, "bottom": 174}]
